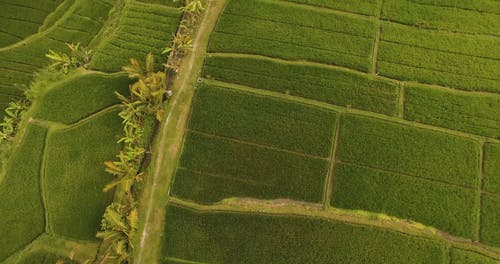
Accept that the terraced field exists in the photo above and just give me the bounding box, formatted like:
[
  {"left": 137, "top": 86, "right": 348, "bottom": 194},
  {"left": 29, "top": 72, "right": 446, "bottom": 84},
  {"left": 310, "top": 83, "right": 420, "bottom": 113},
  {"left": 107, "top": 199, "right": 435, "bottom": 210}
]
[
  {"left": 1, "top": 0, "right": 499, "bottom": 263},
  {"left": 0, "top": 0, "right": 180, "bottom": 262}
]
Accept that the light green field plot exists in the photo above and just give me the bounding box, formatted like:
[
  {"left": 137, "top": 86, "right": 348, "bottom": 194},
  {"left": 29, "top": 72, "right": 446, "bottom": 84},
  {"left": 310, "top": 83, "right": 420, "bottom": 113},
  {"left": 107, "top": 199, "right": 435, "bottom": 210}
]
[
  {"left": 285, "top": 0, "right": 381, "bottom": 16},
  {"left": 208, "top": 0, "right": 376, "bottom": 72},
  {"left": 0, "top": 124, "right": 47, "bottom": 262},
  {"left": 161, "top": 205, "right": 448, "bottom": 263},
  {"left": 172, "top": 83, "right": 334, "bottom": 204},
  {"left": 32, "top": 72, "right": 130, "bottom": 124},
  {"left": 16, "top": 251, "right": 71, "bottom": 264},
  {"left": 480, "top": 194, "right": 500, "bottom": 248},
  {"left": 378, "top": 22, "right": 500, "bottom": 93},
  {"left": 91, "top": 1, "right": 181, "bottom": 72},
  {"left": 381, "top": 0, "right": 500, "bottom": 36},
  {"left": 203, "top": 54, "right": 399, "bottom": 115},
  {"left": 451, "top": 248, "right": 500, "bottom": 264},
  {"left": 44, "top": 109, "right": 122, "bottom": 241},
  {"left": 0, "top": 0, "right": 63, "bottom": 47},
  {"left": 404, "top": 84, "right": 500, "bottom": 139},
  {"left": 484, "top": 143, "right": 500, "bottom": 194}
]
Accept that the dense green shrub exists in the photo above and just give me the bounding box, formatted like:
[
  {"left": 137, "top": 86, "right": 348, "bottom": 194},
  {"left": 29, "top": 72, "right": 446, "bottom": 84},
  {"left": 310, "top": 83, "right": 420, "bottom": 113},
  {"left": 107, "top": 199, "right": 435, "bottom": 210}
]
[
  {"left": 0, "top": 124, "right": 46, "bottom": 262},
  {"left": 337, "top": 114, "right": 480, "bottom": 187},
  {"left": 404, "top": 84, "right": 500, "bottom": 138},
  {"left": 45, "top": 110, "right": 122, "bottom": 240},
  {"left": 203, "top": 55, "right": 399, "bottom": 115},
  {"left": 161, "top": 205, "right": 448, "bottom": 263},
  {"left": 484, "top": 143, "right": 500, "bottom": 194},
  {"left": 208, "top": 0, "right": 375, "bottom": 72},
  {"left": 173, "top": 131, "right": 329, "bottom": 203},
  {"left": 331, "top": 163, "right": 478, "bottom": 238},
  {"left": 189, "top": 83, "right": 338, "bottom": 157}
]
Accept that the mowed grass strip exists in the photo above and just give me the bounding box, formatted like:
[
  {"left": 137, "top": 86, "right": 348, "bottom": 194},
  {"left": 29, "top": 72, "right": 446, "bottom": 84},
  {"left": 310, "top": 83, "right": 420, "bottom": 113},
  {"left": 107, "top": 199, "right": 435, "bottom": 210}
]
[
  {"left": 208, "top": 0, "right": 376, "bottom": 72},
  {"left": 91, "top": 1, "right": 181, "bottom": 72},
  {"left": 480, "top": 194, "right": 500, "bottom": 248},
  {"left": 0, "top": 124, "right": 46, "bottom": 262},
  {"left": 450, "top": 248, "right": 500, "bottom": 264},
  {"left": 283, "top": 0, "right": 381, "bottom": 16},
  {"left": 203, "top": 55, "right": 399, "bottom": 115},
  {"left": 172, "top": 131, "right": 329, "bottom": 204},
  {"left": 404, "top": 84, "right": 500, "bottom": 139},
  {"left": 484, "top": 143, "right": 500, "bottom": 194},
  {"left": 381, "top": 0, "right": 500, "bottom": 36},
  {"left": 337, "top": 114, "right": 480, "bottom": 187},
  {"left": 189, "top": 83, "right": 337, "bottom": 157},
  {"left": 32, "top": 72, "right": 130, "bottom": 124},
  {"left": 331, "top": 163, "right": 478, "bottom": 238},
  {"left": 45, "top": 109, "right": 122, "bottom": 241},
  {"left": 161, "top": 205, "right": 448, "bottom": 263}
]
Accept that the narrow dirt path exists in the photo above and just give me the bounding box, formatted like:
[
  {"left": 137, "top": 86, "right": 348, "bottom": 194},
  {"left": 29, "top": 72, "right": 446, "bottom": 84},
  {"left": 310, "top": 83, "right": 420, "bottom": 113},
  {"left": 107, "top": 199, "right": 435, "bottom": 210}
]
[{"left": 133, "top": 1, "right": 227, "bottom": 263}]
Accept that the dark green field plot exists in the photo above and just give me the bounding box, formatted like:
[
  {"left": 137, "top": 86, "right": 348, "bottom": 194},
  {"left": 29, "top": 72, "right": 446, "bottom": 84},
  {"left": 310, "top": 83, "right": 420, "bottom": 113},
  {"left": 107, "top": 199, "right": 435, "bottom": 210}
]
[
  {"left": 173, "top": 131, "right": 329, "bottom": 204},
  {"left": 381, "top": 0, "right": 500, "bottom": 36},
  {"left": 285, "top": 0, "right": 381, "bottom": 16},
  {"left": 90, "top": 1, "right": 181, "bottom": 72},
  {"left": 484, "top": 143, "right": 500, "bottom": 194},
  {"left": 44, "top": 109, "right": 122, "bottom": 241},
  {"left": 0, "top": 0, "right": 63, "bottom": 47},
  {"left": 480, "top": 194, "right": 500, "bottom": 248},
  {"left": 203, "top": 55, "right": 399, "bottom": 115},
  {"left": 208, "top": 0, "right": 376, "bottom": 72},
  {"left": 450, "top": 248, "right": 500, "bottom": 264},
  {"left": 0, "top": 0, "right": 112, "bottom": 116},
  {"left": 32, "top": 72, "right": 130, "bottom": 124},
  {"left": 404, "top": 84, "right": 500, "bottom": 139},
  {"left": 161, "top": 205, "right": 448, "bottom": 263},
  {"left": 188, "top": 83, "right": 337, "bottom": 156},
  {"left": 378, "top": 22, "right": 500, "bottom": 92},
  {"left": 336, "top": 114, "right": 480, "bottom": 187},
  {"left": 0, "top": 124, "right": 46, "bottom": 262},
  {"left": 331, "top": 163, "right": 478, "bottom": 238}
]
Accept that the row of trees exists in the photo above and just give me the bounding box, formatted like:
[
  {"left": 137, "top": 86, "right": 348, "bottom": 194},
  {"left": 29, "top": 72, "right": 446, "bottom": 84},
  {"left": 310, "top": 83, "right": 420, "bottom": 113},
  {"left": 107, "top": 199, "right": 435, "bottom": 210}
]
[{"left": 96, "top": 1, "right": 205, "bottom": 263}]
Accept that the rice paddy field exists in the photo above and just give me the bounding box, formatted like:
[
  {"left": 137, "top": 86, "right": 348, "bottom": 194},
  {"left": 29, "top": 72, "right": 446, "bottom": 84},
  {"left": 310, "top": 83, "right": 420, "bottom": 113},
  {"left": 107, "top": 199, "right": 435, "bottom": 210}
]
[{"left": 0, "top": 0, "right": 499, "bottom": 263}]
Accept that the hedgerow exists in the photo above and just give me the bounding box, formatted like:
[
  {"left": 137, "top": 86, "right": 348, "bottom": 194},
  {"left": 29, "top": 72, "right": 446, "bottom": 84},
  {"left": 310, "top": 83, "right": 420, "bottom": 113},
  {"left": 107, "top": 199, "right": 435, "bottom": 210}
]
[
  {"left": 161, "top": 205, "right": 448, "bottom": 263},
  {"left": 450, "top": 248, "right": 500, "bottom": 264},
  {"left": 404, "top": 84, "right": 500, "bottom": 139},
  {"left": 0, "top": 124, "right": 46, "bottom": 262},
  {"left": 378, "top": 41, "right": 500, "bottom": 93},
  {"left": 381, "top": 0, "right": 500, "bottom": 36},
  {"left": 337, "top": 114, "right": 480, "bottom": 187},
  {"left": 203, "top": 55, "right": 399, "bottom": 115},
  {"left": 32, "top": 72, "right": 131, "bottom": 124},
  {"left": 484, "top": 143, "right": 500, "bottom": 194},
  {"left": 331, "top": 163, "right": 478, "bottom": 238},
  {"left": 480, "top": 194, "right": 500, "bottom": 248},
  {"left": 45, "top": 110, "right": 122, "bottom": 241},
  {"left": 173, "top": 131, "right": 329, "bottom": 203},
  {"left": 189, "top": 83, "right": 338, "bottom": 157},
  {"left": 208, "top": 0, "right": 375, "bottom": 71},
  {"left": 285, "top": 0, "right": 381, "bottom": 16}
]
